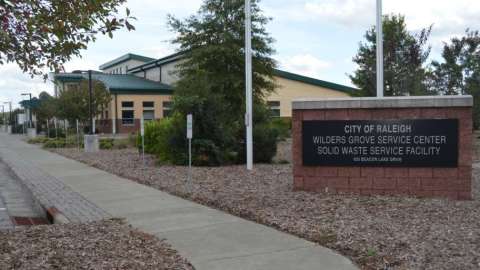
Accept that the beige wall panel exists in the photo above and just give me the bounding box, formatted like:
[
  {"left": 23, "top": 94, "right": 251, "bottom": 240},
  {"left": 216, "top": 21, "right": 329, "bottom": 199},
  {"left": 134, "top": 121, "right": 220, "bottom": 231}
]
[
  {"left": 267, "top": 77, "right": 351, "bottom": 117},
  {"left": 103, "top": 59, "right": 147, "bottom": 74},
  {"left": 161, "top": 61, "right": 181, "bottom": 85},
  {"left": 145, "top": 67, "right": 161, "bottom": 82}
]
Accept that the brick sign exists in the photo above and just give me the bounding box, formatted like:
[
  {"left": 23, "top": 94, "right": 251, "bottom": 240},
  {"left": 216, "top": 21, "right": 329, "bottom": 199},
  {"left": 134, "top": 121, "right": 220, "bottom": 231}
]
[{"left": 303, "top": 119, "right": 459, "bottom": 167}]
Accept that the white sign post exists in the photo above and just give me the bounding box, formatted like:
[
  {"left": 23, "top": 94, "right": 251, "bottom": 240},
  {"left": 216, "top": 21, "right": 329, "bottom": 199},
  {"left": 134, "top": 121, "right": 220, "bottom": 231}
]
[
  {"left": 140, "top": 116, "right": 145, "bottom": 166},
  {"left": 76, "top": 119, "right": 80, "bottom": 151},
  {"left": 54, "top": 118, "right": 58, "bottom": 146},
  {"left": 64, "top": 120, "right": 68, "bottom": 146},
  {"left": 186, "top": 114, "right": 193, "bottom": 191}
]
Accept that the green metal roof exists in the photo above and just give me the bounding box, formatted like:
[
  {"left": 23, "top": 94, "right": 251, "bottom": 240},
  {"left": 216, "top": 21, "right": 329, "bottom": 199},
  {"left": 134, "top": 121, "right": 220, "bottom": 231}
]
[
  {"left": 273, "top": 69, "right": 357, "bottom": 94},
  {"left": 125, "top": 51, "right": 356, "bottom": 94},
  {"left": 54, "top": 73, "right": 173, "bottom": 94},
  {"left": 19, "top": 98, "right": 40, "bottom": 109},
  {"left": 99, "top": 53, "right": 156, "bottom": 70}
]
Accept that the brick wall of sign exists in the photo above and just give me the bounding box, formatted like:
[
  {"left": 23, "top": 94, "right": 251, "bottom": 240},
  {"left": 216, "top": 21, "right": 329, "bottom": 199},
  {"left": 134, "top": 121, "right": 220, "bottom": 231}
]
[{"left": 292, "top": 107, "right": 473, "bottom": 200}]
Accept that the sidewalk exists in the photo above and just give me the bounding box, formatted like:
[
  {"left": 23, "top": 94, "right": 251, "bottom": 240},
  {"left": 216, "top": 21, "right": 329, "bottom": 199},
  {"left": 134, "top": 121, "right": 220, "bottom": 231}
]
[{"left": 0, "top": 133, "right": 357, "bottom": 270}]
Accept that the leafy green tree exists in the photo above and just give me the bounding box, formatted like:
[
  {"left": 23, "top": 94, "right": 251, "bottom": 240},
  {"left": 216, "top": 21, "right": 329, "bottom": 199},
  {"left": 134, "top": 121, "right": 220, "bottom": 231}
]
[
  {"left": 57, "top": 80, "right": 111, "bottom": 124},
  {"left": 428, "top": 30, "right": 480, "bottom": 128},
  {"left": 350, "top": 15, "right": 433, "bottom": 96},
  {"left": 34, "top": 91, "right": 58, "bottom": 133},
  {"left": 0, "top": 0, "right": 135, "bottom": 77},
  {"left": 35, "top": 92, "right": 57, "bottom": 122},
  {"left": 164, "top": 0, "right": 279, "bottom": 165}
]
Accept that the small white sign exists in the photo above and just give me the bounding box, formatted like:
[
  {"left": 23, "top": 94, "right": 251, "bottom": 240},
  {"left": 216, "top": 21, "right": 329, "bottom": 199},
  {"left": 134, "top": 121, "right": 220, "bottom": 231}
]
[
  {"left": 187, "top": 114, "right": 193, "bottom": 139},
  {"left": 140, "top": 116, "right": 145, "bottom": 136}
]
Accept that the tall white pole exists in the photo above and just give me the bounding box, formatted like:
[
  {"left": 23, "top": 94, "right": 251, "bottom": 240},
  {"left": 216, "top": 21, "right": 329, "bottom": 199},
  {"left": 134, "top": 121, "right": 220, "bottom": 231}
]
[
  {"left": 245, "top": 0, "right": 253, "bottom": 170},
  {"left": 376, "top": 0, "right": 384, "bottom": 98}
]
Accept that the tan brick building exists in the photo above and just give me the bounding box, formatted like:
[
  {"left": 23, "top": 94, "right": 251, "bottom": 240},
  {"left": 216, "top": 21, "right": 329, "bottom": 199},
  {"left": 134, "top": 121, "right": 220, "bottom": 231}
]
[{"left": 54, "top": 53, "right": 356, "bottom": 134}]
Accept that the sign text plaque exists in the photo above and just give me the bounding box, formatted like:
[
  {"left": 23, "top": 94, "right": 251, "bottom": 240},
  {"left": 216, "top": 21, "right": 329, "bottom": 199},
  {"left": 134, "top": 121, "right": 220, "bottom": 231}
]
[{"left": 302, "top": 119, "right": 458, "bottom": 167}]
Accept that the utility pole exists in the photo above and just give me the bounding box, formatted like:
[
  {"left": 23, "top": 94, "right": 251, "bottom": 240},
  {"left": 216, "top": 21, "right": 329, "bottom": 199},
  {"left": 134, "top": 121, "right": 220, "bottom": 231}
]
[
  {"left": 245, "top": 0, "right": 253, "bottom": 170},
  {"left": 376, "top": 0, "right": 384, "bottom": 98}
]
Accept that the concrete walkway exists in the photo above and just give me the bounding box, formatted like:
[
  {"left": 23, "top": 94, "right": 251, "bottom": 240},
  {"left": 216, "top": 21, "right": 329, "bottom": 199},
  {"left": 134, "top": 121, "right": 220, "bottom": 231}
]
[{"left": 0, "top": 133, "right": 357, "bottom": 270}]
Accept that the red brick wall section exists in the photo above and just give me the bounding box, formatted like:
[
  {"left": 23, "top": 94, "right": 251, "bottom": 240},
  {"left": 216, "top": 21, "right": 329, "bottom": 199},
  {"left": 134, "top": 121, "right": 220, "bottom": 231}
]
[{"left": 292, "top": 107, "right": 473, "bottom": 200}]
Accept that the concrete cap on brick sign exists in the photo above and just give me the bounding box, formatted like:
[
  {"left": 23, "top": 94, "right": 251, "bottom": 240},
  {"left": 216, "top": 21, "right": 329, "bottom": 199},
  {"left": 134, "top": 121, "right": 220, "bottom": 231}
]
[{"left": 292, "top": 95, "right": 473, "bottom": 110}]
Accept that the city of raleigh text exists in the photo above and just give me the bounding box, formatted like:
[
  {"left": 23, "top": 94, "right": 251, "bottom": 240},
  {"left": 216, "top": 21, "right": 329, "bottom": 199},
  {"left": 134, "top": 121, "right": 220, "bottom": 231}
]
[{"left": 313, "top": 123, "right": 448, "bottom": 162}]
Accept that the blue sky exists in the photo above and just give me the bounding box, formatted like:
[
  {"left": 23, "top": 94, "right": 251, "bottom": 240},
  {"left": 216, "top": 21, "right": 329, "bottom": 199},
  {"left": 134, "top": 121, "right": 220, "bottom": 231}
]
[{"left": 1, "top": 0, "right": 480, "bottom": 107}]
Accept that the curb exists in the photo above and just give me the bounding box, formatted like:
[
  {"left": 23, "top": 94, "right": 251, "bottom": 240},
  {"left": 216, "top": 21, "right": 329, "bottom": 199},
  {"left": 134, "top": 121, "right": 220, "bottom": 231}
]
[
  {"left": 46, "top": 207, "right": 70, "bottom": 224},
  {"left": 0, "top": 148, "right": 110, "bottom": 224}
]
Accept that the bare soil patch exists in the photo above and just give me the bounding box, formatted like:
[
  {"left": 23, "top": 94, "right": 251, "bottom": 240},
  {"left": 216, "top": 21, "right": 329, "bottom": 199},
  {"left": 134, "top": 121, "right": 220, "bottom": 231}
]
[
  {"left": 0, "top": 219, "right": 193, "bottom": 270},
  {"left": 53, "top": 148, "right": 480, "bottom": 270}
]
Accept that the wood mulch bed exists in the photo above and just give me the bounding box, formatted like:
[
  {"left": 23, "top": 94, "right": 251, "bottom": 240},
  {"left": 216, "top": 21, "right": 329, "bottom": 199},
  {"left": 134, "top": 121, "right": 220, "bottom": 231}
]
[
  {"left": 0, "top": 219, "right": 194, "bottom": 270},
  {"left": 54, "top": 148, "right": 480, "bottom": 270}
]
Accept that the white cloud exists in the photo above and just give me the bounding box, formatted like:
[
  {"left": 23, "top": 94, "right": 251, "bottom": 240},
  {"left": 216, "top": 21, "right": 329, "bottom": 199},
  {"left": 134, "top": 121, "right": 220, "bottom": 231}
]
[
  {"left": 0, "top": 64, "right": 53, "bottom": 108},
  {"left": 278, "top": 54, "right": 331, "bottom": 79},
  {"left": 304, "top": 0, "right": 375, "bottom": 27}
]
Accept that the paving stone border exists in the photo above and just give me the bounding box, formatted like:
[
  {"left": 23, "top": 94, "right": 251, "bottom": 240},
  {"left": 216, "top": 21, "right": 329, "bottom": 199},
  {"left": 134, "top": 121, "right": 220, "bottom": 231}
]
[{"left": 0, "top": 148, "right": 110, "bottom": 223}]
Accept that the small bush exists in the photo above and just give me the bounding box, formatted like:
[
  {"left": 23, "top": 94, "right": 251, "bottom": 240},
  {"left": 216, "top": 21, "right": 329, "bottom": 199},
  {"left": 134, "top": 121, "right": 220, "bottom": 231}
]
[
  {"left": 43, "top": 139, "right": 66, "bottom": 148},
  {"left": 271, "top": 118, "right": 291, "bottom": 140},
  {"left": 113, "top": 139, "right": 129, "bottom": 150},
  {"left": 47, "top": 128, "right": 65, "bottom": 138},
  {"left": 99, "top": 138, "right": 114, "bottom": 150},
  {"left": 27, "top": 137, "right": 49, "bottom": 144}
]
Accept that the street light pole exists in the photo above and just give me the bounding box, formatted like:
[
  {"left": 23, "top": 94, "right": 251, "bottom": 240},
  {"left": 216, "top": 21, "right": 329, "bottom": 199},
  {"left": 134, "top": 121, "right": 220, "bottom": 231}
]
[
  {"left": 0, "top": 105, "right": 4, "bottom": 130},
  {"left": 21, "top": 93, "right": 32, "bottom": 128},
  {"left": 5, "top": 102, "right": 11, "bottom": 125},
  {"left": 245, "top": 0, "right": 253, "bottom": 170},
  {"left": 88, "top": 70, "right": 93, "bottom": 135},
  {"left": 376, "top": 0, "right": 384, "bottom": 98}
]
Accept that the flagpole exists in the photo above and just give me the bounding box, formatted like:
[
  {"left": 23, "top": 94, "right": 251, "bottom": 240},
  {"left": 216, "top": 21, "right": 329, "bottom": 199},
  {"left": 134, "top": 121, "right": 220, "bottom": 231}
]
[
  {"left": 376, "top": 0, "right": 384, "bottom": 98},
  {"left": 245, "top": 0, "right": 253, "bottom": 170}
]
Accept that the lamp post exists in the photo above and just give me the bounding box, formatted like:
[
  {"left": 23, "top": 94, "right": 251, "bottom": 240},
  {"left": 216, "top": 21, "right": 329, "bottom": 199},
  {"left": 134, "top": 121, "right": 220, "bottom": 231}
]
[
  {"left": 245, "top": 0, "right": 253, "bottom": 170},
  {"left": 21, "top": 93, "right": 32, "bottom": 128},
  {"left": 4, "top": 102, "right": 12, "bottom": 125},
  {"left": 0, "top": 105, "right": 4, "bottom": 131},
  {"left": 88, "top": 70, "right": 94, "bottom": 135}
]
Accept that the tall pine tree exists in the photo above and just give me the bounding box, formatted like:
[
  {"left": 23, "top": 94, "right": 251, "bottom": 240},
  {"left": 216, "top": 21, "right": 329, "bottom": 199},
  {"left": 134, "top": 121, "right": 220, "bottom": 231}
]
[
  {"left": 165, "top": 0, "right": 279, "bottom": 165},
  {"left": 428, "top": 30, "right": 480, "bottom": 128},
  {"left": 350, "top": 15, "right": 432, "bottom": 96}
]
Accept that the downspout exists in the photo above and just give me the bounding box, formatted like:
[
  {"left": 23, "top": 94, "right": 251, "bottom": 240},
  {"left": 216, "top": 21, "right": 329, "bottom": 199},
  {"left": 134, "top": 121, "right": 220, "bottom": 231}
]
[
  {"left": 113, "top": 92, "right": 118, "bottom": 135},
  {"left": 155, "top": 62, "right": 162, "bottom": 82}
]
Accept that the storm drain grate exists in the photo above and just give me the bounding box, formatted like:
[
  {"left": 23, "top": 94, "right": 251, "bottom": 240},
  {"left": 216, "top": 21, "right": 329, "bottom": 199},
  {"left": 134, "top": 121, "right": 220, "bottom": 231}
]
[{"left": 12, "top": 216, "right": 50, "bottom": 226}]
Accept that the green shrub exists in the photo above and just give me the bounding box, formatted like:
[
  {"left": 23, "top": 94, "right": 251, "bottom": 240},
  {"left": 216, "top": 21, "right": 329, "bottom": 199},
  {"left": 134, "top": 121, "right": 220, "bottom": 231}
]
[
  {"left": 113, "top": 139, "right": 129, "bottom": 150},
  {"left": 27, "top": 137, "right": 49, "bottom": 144},
  {"left": 138, "top": 117, "right": 184, "bottom": 163},
  {"left": 271, "top": 118, "right": 291, "bottom": 140},
  {"left": 47, "top": 128, "right": 65, "bottom": 138},
  {"left": 99, "top": 138, "right": 114, "bottom": 150},
  {"left": 43, "top": 139, "right": 66, "bottom": 148}
]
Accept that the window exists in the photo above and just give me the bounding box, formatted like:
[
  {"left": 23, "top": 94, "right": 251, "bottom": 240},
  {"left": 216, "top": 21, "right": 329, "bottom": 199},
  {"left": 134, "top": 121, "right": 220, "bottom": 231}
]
[
  {"left": 143, "top": 101, "right": 154, "bottom": 108},
  {"left": 122, "top": 101, "right": 134, "bottom": 108},
  {"left": 122, "top": 110, "right": 134, "bottom": 125},
  {"left": 143, "top": 110, "right": 155, "bottom": 121},
  {"left": 126, "top": 65, "right": 129, "bottom": 73},
  {"left": 163, "top": 101, "right": 173, "bottom": 118},
  {"left": 267, "top": 101, "right": 281, "bottom": 117},
  {"left": 122, "top": 101, "right": 134, "bottom": 125}
]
